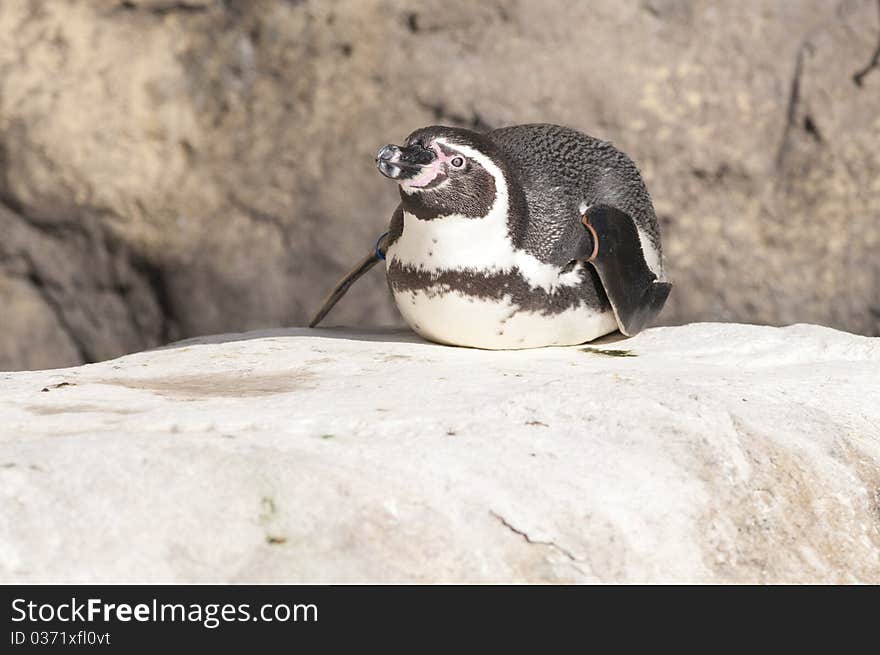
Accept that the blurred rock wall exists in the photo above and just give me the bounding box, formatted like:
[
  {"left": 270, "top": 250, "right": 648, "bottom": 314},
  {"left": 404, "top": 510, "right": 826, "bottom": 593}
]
[{"left": 1, "top": 0, "right": 878, "bottom": 371}]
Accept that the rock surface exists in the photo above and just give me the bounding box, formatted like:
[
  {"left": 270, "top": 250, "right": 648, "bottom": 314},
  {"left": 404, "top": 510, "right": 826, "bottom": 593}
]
[
  {"left": 2, "top": 1, "right": 880, "bottom": 371},
  {"left": 1, "top": 322, "right": 878, "bottom": 583}
]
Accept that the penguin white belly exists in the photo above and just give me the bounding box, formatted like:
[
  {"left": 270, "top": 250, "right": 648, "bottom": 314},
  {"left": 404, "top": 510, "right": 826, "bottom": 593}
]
[
  {"left": 391, "top": 287, "right": 618, "bottom": 349},
  {"left": 386, "top": 211, "right": 617, "bottom": 349}
]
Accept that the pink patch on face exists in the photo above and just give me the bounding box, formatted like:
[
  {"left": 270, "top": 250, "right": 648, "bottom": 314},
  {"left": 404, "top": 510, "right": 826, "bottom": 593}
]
[{"left": 400, "top": 142, "right": 458, "bottom": 190}]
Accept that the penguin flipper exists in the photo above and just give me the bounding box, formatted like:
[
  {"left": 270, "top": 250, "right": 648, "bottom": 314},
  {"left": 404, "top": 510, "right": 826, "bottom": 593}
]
[
  {"left": 581, "top": 205, "right": 671, "bottom": 337},
  {"left": 308, "top": 234, "right": 388, "bottom": 327}
]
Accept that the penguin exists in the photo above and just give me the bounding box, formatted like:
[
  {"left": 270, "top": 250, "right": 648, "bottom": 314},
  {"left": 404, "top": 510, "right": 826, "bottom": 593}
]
[{"left": 310, "top": 123, "right": 671, "bottom": 349}]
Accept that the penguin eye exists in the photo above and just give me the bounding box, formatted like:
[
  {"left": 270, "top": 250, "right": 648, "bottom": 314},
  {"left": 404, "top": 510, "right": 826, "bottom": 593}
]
[{"left": 450, "top": 156, "right": 465, "bottom": 168}]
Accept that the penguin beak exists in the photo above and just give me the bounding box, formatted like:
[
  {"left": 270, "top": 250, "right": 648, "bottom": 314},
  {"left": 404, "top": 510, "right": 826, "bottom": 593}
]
[{"left": 376, "top": 143, "right": 436, "bottom": 180}]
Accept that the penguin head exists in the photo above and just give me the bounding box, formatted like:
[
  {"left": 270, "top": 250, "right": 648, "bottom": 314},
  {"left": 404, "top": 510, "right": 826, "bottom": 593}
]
[{"left": 376, "top": 126, "right": 503, "bottom": 219}]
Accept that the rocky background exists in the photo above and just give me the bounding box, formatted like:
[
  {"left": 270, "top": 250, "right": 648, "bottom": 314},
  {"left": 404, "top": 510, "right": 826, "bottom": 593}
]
[{"left": 0, "top": 0, "right": 878, "bottom": 371}]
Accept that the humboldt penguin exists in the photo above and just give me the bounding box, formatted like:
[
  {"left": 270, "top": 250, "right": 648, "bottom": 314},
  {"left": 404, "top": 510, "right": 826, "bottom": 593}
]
[{"left": 310, "top": 123, "right": 671, "bottom": 349}]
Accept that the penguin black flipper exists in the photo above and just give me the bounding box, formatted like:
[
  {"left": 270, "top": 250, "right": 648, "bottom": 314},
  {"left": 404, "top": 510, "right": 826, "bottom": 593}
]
[
  {"left": 308, "top": 234, "right": 389, "bottom": 328},
  {"left": 581, "top": 204, "right": 672, "bottom": 337},
  {"left": 308, "top": 251, "right": 380, "bottom": 328}
]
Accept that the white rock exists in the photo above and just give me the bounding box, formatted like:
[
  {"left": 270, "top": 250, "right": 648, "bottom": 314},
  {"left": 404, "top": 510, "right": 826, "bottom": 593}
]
[{"left": 1, "top": 323, "right": 878, "bottom": 583}]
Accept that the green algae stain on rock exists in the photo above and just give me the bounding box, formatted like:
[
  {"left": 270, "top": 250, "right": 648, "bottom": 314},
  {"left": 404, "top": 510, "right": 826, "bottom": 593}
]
[
  {"left": 259, "top": 496, "right": 288, "bottom": 546},
  {"left": 580, "top": 348, "right": 637, "bottom": 357}
]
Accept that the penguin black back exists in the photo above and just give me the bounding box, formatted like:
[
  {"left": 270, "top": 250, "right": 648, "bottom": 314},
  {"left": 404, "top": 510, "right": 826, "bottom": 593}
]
[{"left": 488, "top": 123, "right": 660, "bottom": 267}]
